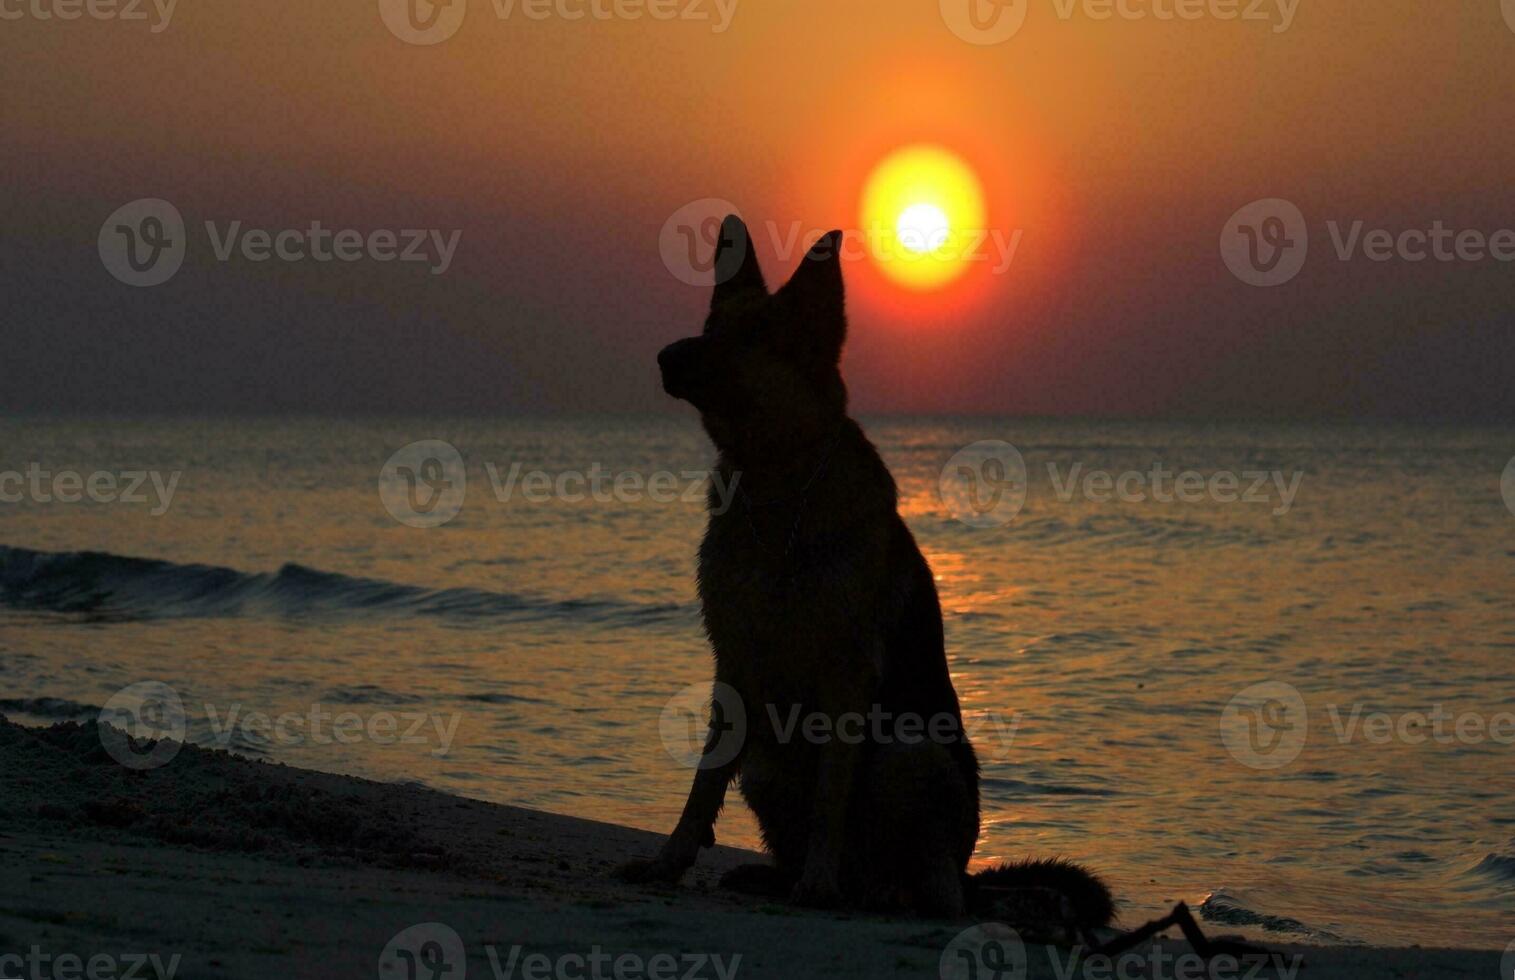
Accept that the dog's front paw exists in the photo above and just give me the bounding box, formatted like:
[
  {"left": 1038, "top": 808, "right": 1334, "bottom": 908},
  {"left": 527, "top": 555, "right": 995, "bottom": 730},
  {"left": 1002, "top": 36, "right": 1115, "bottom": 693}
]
[
  {"left": 614, "top": 857, "right": 687, "bottom": 886},
  {"left": 788, "top": 870, "right": 844, "bottom": 909}
]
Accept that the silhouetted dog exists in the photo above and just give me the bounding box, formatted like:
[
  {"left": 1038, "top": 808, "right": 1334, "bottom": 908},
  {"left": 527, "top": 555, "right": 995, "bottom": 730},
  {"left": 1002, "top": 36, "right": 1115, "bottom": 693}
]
[{"left": 618, "top": 216, "right": 1114, "bottom": 929}]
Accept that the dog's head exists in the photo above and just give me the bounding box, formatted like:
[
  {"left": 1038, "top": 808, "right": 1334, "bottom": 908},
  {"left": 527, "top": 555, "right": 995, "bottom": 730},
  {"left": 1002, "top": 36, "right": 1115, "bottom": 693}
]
[{"left": 658, "top": 216, "right": 848, "bottom": 451}]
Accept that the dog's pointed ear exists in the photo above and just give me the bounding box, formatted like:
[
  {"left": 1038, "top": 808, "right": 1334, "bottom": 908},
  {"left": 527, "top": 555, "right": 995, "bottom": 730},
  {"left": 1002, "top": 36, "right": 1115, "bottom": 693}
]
[
  {"left": 776, "top": 230, "right": 846, "bottom": 362},
  {"left": 711, "top": 215, "right": 765, "bottom": 308}
]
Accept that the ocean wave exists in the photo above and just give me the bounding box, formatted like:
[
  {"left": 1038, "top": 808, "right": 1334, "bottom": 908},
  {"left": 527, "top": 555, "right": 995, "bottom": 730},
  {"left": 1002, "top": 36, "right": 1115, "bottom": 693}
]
[
  {"left": 0, "top": 545, "right": 690, "bottom": 627},
  {"left": 980, "top": 776, "right": 1119, "bottom": 799},
  {"left": 320, "top": 685, "right": 429, "bottom": 705},
  {"left": 1462, "top": 852, "right": 1515, "bottom": 887},
  {"left": 0, "top": 696, "right": 101, "bottom": 719},
  {"left": 1199, "top": 890, "right": 1346, "bottom": 943},
  {"left": 951, "top": 514, "right": 1280, "bottom": 550}
]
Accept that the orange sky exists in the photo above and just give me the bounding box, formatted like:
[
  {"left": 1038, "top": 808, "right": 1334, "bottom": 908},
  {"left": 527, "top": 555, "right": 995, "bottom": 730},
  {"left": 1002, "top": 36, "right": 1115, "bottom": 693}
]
[{"left": 4, "top": 0, "right": 1515, "bottom": 416}]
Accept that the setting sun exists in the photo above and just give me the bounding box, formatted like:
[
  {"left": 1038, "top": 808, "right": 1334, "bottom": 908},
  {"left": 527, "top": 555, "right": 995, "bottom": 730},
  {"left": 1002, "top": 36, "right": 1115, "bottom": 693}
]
[
  {"left": 860, "top": 144, "right": 987, "bottom": 290},
  {"left": 896, "top": 203, "right": 951, "bottom": 254}
]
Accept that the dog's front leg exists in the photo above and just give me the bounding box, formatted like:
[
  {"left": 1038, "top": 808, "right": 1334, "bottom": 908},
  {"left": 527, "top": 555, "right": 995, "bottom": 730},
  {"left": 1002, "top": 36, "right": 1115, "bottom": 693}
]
[
  {"left": 616, "top": 716, "right": 740, "bottom": 885},
  {"left": 789, "top": 717, "right": 864, "bottom": 908}
]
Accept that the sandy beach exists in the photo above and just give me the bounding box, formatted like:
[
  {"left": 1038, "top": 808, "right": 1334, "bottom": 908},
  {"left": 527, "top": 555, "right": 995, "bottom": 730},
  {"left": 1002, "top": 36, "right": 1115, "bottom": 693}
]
[{"left": 0, "top": 717, "right": 1498, "bottom": 980}]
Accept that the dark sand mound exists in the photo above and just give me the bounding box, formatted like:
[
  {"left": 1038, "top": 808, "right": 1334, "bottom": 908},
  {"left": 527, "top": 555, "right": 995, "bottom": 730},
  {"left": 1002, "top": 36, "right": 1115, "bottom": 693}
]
[
  {"left": 0, "top": 714, "right": 750, "bottom": 896},
  {"left": 0, "top": 717, "right": 446, "bottom": 869}
]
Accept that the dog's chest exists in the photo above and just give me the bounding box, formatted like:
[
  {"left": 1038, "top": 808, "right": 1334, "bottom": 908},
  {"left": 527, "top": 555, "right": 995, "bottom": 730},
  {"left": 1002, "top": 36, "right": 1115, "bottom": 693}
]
[
  {"left": 696, "top": 511, "right": 881, "bottom": 697},
  {"left": 699, "top": 520, "right": 809, "bottom": 648}
]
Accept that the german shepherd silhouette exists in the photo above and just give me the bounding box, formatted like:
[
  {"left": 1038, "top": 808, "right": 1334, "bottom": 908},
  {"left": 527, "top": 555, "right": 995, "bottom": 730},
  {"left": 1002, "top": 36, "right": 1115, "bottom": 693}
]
[{"left": 618, "top": 215, "right": 1113, "bottom": 929}]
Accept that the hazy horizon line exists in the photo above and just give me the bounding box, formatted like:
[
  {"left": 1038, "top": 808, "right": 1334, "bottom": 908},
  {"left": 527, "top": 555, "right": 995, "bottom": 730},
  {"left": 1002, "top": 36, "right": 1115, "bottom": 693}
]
[{"left": 5, "top": 409, "right": 1514, "bottom": 428}]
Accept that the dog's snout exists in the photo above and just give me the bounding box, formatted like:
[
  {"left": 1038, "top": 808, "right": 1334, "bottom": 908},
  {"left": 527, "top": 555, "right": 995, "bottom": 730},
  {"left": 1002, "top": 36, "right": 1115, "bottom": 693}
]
[
  {"left": 658, "top": 338, "right": 702, "bottom": 399},
  {"left": 658, "top": 338, "right": 697, "bottom": 372}
]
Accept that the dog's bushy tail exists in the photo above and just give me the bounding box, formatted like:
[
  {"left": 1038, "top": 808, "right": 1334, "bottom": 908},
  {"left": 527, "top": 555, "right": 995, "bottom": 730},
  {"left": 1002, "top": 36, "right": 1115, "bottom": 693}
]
[{"left": 964, "top": 857, "right": 1116, "bottom": 931}]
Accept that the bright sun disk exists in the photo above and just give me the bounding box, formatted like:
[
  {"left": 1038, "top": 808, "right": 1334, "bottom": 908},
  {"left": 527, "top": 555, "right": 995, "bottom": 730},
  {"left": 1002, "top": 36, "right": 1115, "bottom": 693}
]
[
  {"left": 896, "top": 203, "right": 951, "bottom": 255},
  {"left": 860, "top": 144, "right": 987, "bottom": 291}
]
